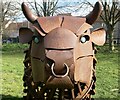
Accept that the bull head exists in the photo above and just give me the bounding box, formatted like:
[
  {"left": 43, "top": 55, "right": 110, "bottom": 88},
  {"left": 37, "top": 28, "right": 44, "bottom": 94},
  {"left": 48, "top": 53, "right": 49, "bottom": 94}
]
[{"left": 19, "top": 1, "right": 106, "bottom": 99}]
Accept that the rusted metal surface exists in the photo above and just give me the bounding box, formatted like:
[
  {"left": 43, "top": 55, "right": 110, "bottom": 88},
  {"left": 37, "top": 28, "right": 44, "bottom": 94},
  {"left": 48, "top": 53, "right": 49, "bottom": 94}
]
[{"left": 19, "top": 1, "right": 106, "bottom": 100}]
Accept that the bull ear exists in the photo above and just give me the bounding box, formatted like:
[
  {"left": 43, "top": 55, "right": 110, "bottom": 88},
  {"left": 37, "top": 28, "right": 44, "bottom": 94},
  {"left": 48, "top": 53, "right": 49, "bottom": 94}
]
[
  {"left": 90, "top": 28, "right": 106, "bottom": 45},
  {"left": 19, "top": 27, "right": 34, "bottom": 43}
]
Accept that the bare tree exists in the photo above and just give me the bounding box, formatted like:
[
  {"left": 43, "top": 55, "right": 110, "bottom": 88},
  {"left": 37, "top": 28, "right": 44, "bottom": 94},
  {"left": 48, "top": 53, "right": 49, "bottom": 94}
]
[
  {"left": 27, "top": 0, "right": 59, "bottom": 16},
  {"left": 84, "top": 0, "right": 120, "bottom": 51},
  {"left": 0, "top": 1, "right": 20, "bottom": 41},
  {"left": 25, "top": 0, "right": 84, "bottom": 17},
  {"left": 100, "top": 0, "right": 120, "bottom": 51}
]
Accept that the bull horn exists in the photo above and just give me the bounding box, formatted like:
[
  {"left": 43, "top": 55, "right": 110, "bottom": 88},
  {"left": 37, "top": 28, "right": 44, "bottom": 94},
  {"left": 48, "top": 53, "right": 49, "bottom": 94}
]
[
  {"left": 22, "top": 2, "right": 38, "bottom": 23},
  {"left": 86, "top": 1, "right": 102, "bottom": 25}
]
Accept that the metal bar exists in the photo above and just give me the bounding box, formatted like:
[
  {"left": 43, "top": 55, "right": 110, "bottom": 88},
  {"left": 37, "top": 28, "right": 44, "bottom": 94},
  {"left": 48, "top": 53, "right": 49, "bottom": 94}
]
[
  {"left": 78, "top": 83, "right": 82, "bottom": 95},
  {"left": 71, "top": 89, "right": 75, "bottom": 99}
]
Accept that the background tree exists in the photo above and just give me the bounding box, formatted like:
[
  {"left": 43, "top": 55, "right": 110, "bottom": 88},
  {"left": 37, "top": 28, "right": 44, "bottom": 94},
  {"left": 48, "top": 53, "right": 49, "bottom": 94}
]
[
  {"left": 100, "top": 0, "right": 120, "bottom": 51},
  {"left": 84, "top": 0, "right": 120, "bottom": 51},
  {"left": 27, "top": 0, "right": 58, "bottom": 16},
  {"left": 0, "top": 1, "right": 20, "bottom": 42},
  {"left": 26, "top": 0, "right": 84, "bottom": 17}
]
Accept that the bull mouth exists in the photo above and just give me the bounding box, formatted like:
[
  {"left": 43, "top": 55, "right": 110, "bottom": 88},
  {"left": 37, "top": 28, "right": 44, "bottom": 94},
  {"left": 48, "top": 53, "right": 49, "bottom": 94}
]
[
  {"left": 45, "top": 62, "right": 74, "bottom": 89},
  {"left": 46, "top": 76, "right": 74, "bottom": 89},
  {"left": 45, "top": 48, "right": 74, "bottom": 51}
]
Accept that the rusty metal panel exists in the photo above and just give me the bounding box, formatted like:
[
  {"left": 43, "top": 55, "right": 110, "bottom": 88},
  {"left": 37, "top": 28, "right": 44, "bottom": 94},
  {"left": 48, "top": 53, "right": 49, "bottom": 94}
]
[
  {"left": 62, "top": 16, "right": 86, "bottom": 33},
  {"left": 31, "top": 39, "right": 45, "bottom": 61},
  {"left": 31, "top": 58, "right": 46, "bottom": 82},
  {"left": 19, "top": 27, "right": 33, "bottom": 43},
  {"left": 37, "top": 16, "right": 62, "bottom": 33},
  {"left": 74, "top": 56, "right": 93, "bottom": 84},
  {"left": 44, "top": 27, "right": 77, "bottom": 49},
  {"left": 91, "top": 28, "right": 106, "bottom": 45}
]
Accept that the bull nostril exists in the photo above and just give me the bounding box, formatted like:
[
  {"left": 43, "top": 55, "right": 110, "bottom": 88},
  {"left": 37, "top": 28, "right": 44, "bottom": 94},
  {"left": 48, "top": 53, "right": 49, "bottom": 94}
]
[
  {"left": 51, "top": 63, "right": 69, "bottom": 78},
  {"left": 46, "top": 57, "right": 55, "bottom": 67}
]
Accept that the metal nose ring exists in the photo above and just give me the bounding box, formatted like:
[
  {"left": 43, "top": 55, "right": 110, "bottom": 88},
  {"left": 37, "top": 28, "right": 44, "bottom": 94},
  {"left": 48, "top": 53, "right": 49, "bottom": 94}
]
[{"left": 51, "top": 63, "right": 69, "bottom": 78}]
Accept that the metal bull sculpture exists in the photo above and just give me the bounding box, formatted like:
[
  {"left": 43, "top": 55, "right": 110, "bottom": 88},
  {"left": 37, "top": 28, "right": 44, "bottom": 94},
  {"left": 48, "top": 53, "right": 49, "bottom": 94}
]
[{"left": 19, "top": 1, "right": 106, "bottom": 100}]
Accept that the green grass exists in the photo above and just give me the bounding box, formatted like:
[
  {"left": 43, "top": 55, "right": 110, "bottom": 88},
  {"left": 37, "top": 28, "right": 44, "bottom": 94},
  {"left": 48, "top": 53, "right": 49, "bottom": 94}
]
[
  {"left": 1, "top": 44, "right": 28, "bottom": 99},
  {"left": 93, "top": 52, "right": 119, "bottom": 99},
  {"left": 1, "top": 53, "right": 24, "bottom": 99},
  {"left": 1, "top": 43, "right": 120, "bottom": 99}
]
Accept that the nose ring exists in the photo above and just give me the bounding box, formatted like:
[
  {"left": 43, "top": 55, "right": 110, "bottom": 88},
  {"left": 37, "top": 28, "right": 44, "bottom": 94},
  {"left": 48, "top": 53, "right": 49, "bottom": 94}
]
[{"left": 51, "top": 63, "right": 69, "bottom": 78}]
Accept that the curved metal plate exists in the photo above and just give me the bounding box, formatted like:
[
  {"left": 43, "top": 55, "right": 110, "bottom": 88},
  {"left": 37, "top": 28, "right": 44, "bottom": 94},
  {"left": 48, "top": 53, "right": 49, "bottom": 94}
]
[
  {"left": 90, "top": 28, "right": 106, "bottom": 45},
  {"left": 19, "top": 27, "right": 33, "bottom": 43},
  {"left": 31, "top": 57, "right": 46, "bottom": 82},
  {"left": 74, "top": 56, "right": 93, "bottom": 84},
  {"left": 31, "top": 38, "right": 45, "bottom": 61},
  {"left": 44, "top": 27, "right": 77, "bottom": 49},
  {"left": 62, "top": 16, "right": 86, "bottom": 33},
  {"left": 37, "top": 16, "right": 62, "bottom": 33}
]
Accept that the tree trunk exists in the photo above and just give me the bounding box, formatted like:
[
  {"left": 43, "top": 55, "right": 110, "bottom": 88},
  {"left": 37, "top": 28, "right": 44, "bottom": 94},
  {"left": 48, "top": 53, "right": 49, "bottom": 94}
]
[
  {"left": 107, "top": 26, "right": 115, "bottom": 51},
  {"left": 0, "top": 23, "right": 3, "bottom": 47},
  {"left": 0, "top": 33, "right": 2, "bottom": 47}
]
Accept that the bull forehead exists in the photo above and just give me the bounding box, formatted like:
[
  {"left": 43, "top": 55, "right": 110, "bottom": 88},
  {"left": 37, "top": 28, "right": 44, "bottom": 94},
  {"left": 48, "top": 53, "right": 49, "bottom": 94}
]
[
  {"left": 37, "top": 16, "right": 86, "bottom": 34},
  {"left": 44, "top": 27, "right": 77, "bottom": 49}
]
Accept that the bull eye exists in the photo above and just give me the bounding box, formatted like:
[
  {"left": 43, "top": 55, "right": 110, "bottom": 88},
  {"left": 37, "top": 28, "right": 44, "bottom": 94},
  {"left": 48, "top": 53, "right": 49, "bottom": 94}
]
[
  {"left": 80, "top": 35, "right": 90, "bottom": 43},
  {"left": 84, "top": 30, "right": 87, "bottom": 33},
  {"left": 33, "top": 36, "right": 40, "bottom": 44}
]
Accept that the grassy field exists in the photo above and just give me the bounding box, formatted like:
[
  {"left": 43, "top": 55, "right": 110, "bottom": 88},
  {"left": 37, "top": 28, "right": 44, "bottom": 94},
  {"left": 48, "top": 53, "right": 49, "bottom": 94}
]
[
  {"left": 1, "top": 43, "right": 120, "bottom": 100},
  {"left": 93, "top": 49, "right": 119, "bottom": 99},
  {"left": 1, "top": 44, "right": 28, "bottom": 100}
]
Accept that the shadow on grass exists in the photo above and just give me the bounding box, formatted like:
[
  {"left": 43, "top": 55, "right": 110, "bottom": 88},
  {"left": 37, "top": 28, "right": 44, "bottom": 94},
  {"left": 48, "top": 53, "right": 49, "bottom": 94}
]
[
  {"left": 0, "top": 94, "right": 22, "bottom": 100},
  {"left": 0, "top": 95, "right": 120, "bottom": 100},
  {"left": 94, "top": 98, "right": 120, "bottom": 100}
]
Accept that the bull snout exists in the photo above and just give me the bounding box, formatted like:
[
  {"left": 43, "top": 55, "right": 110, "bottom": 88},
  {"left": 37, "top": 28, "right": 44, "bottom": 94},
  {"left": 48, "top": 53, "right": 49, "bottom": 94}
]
[{"left": 46, "top": 50, "right": 73, "bottom": 78}]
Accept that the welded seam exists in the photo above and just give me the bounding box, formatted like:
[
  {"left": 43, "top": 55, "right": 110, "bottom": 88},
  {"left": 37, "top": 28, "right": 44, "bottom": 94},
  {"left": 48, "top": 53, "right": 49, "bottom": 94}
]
[{"left": 60, "top": 17, "right": 64, "bottom": 27}]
